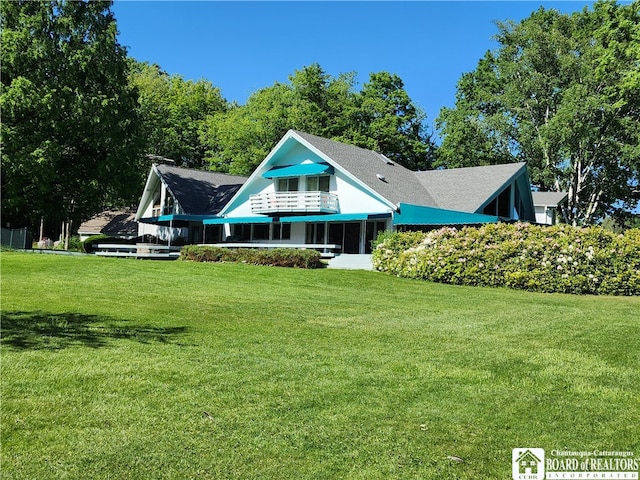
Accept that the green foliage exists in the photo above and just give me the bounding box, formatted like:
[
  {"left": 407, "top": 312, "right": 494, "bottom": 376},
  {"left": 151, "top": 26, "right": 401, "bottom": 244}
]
[
  {"left": 180, "top": 245, "right": 324, "bottom": 269},
  {"left": 81, "top": 234, "right": 114, "bottom": 253},
  {"left": 53, "top": 235, "right": 82, "bottom": 252},
  {"left": 129, "top": 61, "right": 228, "bottom": 168},
  {"left": 601, "top": 212, "right": 640, "bottom": 233},
  {"left": 1, "top": 0, "right": 144, "bottom": 231},
  {"left": 201, "top": 82, "right": 295, "bottom": 174},
  {"left": 201, "top": 63, "right": 434, "bottom": 175},
  {"left": 373, "top": 223, "right": 640, "bottom": 295},
  {"left": 340, "top": 72, "right": 434, "bottom": 171},
  {"left": 436, "top": 1, "right": 640, "bottom": 225}
]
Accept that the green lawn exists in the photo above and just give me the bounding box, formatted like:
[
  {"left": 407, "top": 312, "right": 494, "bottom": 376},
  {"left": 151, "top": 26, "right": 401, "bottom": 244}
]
[{"left": 1, "top": 252, "right": 638, "bottom": 479}]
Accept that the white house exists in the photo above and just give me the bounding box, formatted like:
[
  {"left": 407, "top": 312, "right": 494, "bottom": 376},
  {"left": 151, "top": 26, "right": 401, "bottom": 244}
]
[
  {"left": 78, "top": 209, "right": 138, "bottom": 241},
  {"left": 135, "top": 164, "right": 247, "bottom": 244},
  {"left": 532, "top": 191, "right": 568, "bottom": 225},
  {"left": 136, "top": 130, "right": 551, "bottom": 255}
]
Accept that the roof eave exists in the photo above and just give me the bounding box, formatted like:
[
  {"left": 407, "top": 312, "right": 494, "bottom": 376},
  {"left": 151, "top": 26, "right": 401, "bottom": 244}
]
[
  {"left": 219, "top": 130, "right": 399, "bottom": 215},
  {"left": 292, "top": 131, "right": 399, "bottom": 211},
  {"left": 135, "top": 164, "right": 185, "bottom": 220},
  {"left": 218, "top": 131, "right": 298, "bottom": 216},
  {"left": 475, "top": 163, "right": 529, "bottom": 212}
]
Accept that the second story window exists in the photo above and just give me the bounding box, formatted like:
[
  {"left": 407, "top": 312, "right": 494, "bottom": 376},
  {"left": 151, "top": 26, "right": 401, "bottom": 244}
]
[
  {"left": 306, "top": 175, "right": 330, "bottom": 192},
  {"left": 277, "top": 177, "right": 299, "bottom": 192}
]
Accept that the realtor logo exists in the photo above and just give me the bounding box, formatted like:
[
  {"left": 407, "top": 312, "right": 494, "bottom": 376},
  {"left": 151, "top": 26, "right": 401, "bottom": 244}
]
[{"left": 513, "top": 448, "right": 545, "bottom": 480}]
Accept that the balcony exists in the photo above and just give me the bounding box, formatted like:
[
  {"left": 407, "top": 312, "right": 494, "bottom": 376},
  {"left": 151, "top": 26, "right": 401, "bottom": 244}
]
[{"left": 250, "top": 192, "right": 339, "bottom": 215}]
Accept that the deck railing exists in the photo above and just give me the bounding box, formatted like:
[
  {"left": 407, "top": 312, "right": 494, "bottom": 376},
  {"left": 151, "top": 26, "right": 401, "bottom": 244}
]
[{"left": 250, "top": 192, "right": 339, "bottom": 214}]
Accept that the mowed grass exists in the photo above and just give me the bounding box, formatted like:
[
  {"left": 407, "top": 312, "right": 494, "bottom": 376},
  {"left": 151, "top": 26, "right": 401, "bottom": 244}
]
[{"left": 1, "top": 252, "right": 638, "bottom": 479}]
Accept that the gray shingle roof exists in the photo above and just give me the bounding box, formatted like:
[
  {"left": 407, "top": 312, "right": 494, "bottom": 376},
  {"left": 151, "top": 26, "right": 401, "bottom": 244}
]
[
  {"left": 156, "top": 164, "right": 247, "bottom": 215},
  {"left": 414, "top": 163, "right": 528, "bottom": 212},
  {"left": 531, "top": 191, "right": 568, "bottom": 207},
  {"left": 294, "top": 131, "right": 528, "bottom": 213},
  {"left": 293, "top": 131, "right": 437, "bottom": 208}
]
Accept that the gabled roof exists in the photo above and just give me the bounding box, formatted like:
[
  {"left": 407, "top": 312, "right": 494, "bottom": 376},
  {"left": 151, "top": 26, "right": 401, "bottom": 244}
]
[
  {"left": 414, "top": 163, "right": 529, "bottom": 213},
  {"left": 220, "top": 130, "right": 534, "bottom": 218},
  {"left": 293, "top": 131, "right": 437, "bottom": 208},
  {"left": 155, "top": 164, "right": 247, "bottom": 215},
  {"left": 532, "top": 191, "right": 568, "bottom": 207},
  {"left": 78, "top": 209, "right": 138, "bottom": 237}
]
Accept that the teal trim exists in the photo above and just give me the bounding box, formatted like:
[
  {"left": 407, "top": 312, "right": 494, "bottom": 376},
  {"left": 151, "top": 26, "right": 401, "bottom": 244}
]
[
  {"left": 139, "top": 214, "right": 216, "bottom": 225},
  {"left": 263, "top": 162, "right": 334, "bottom": 179},
  {"left": 394, "top": 203, "right": 500, "bottom": 225},
  {"left": 279, "top": 213, "right": 391, "bottom": 223},
  {"left": 203, "top": 216, "right": 273, "bottom": 225}
]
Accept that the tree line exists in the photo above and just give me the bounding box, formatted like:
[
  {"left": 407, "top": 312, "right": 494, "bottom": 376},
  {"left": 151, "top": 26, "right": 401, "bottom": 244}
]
[{"left": 1, "top": 0, "right": 638, "bottom": 242}]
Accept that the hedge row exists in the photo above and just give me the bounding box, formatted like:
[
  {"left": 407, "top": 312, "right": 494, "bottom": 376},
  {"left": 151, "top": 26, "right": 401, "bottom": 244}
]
[
  {"left": 180, "top": 245, "right": 324, "bottom": 269},
  {"left": 372, "top": 223, "right": 640, "bottom": 295}
]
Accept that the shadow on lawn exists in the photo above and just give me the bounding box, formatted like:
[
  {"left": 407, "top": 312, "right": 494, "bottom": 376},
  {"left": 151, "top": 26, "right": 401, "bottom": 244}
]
[{"left": 0, "top": 311, "right": 189, "bottom": 351}]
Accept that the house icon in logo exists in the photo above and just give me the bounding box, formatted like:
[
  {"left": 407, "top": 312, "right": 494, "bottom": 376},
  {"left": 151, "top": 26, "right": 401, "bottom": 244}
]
[
  {"left": 512, "top": 448, "right": 545, "bottom": 480},
  {"left": 517, "top": 450, "right": 542, "bottom": 474}
]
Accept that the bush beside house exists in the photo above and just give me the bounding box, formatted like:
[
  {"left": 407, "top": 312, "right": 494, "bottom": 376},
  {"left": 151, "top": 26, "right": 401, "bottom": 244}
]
[
  {"left": 180, "top": 246, "right": 324, "bottom": 269},
  {"left": 373, "top": 223, "right": 640, "bottom": 295}
]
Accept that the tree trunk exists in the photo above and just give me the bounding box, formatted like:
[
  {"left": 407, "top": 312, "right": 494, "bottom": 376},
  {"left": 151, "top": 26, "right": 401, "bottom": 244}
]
[{"left": 64, "top": 220, "right": 72, "bottom": 251}]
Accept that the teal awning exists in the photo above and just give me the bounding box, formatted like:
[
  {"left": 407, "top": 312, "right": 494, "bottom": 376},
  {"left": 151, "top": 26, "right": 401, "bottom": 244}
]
[
  {"left": 263, "top": 162, "right": 334, "bottom": 179},
  {"left": 279, "top": 213, "right": 391, "bottom": 223},
  {"left": 203, "top": 216, "right": 273, "bottom": 225},
  {"left": 394, "top": 203, "right": 500, "bottom": 226},
  {"left": 138, "top": 214, "right": 217, "bottom": 226}
]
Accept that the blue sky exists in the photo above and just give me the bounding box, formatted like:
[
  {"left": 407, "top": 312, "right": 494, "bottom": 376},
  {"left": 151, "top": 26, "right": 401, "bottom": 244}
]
[{"left": 112, "top": 1, "right": 602, "bottom": 133}]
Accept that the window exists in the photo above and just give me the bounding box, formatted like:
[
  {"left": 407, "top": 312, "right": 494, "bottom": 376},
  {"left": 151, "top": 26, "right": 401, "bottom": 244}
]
[
  {"left": 272, "top": 222, "right": 291, "bottom": 240},
  {"left": 204, "top": 225, "right": 222, "bottom": 243},
  {"left": 306, "top": 175, "right": 330, "bottom": 192},
  {"left": 365, "top": 221, "right": 387, "bottom": 254},
  {"left": 497, "top": 186, "right": 512, "bottom": 217},
  {"left": 277, "top": 177, "right": 299, "bottom": 192},
  {"left": 232, "top": 224, "right": 250, "bottom": 241},
  {"left": 165, "top": 195, "right": 175, "bottom": 214},
  {"left": 484, "top": 186, "right": 514, "bottom": 218},
  {"left": 483, "top": 198, "right": 498, "bottom": 216},
  {"left": 252, "top": 223, "right": 269, "bottom": 240},
  {"left": 306, "top": 223, "right": 325, "bottom": 244}
]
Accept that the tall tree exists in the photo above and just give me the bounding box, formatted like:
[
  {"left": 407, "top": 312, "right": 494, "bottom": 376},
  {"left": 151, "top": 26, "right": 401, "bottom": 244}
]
[
  {"left": 287, "top": 63, "right": 355, "bottom": 138},
  {"left": 1, "top": 0, "right": 144, "bottom": 240},
  {"left": 341, "top": 72, "right": 434, "bottom": 171},
  {"left": 202, "top": 64, "right": 355, "bottom": 175},
  {"left": 202, "top": 63, "right": 434, "bottom": 175},
  {"left": 202, "top": 83, "right": 293, "bottom": 175},
  {"left": 130, "top": 61, "right": 228, "bottom": 168},
  {"left": 436, "top": 1, "right": 640, "bottom": 225}
]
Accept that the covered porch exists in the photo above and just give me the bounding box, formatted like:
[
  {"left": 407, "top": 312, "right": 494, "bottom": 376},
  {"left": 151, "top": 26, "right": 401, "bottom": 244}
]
[{"left": 202, "top": 212, "right": 392, "bottom": 255}]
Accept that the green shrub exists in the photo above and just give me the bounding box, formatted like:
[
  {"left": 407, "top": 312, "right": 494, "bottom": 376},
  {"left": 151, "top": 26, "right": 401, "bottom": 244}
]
[
  {"left": 82, "top": 234, "right": 113, "bottom": 253},
  {"left": 373, "top": 223, "right": 640, "bottom": 296},
  {"left": 52, "top": 235, "right": 83, "bottom": 251},
  {"left": 180, "top": 246, "right": 324, "bottom": 269}
]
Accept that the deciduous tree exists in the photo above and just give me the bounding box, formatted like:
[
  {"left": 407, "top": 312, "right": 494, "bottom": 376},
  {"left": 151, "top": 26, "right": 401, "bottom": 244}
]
[
  {"left": 436, "top": 1, "right": 640, "bottom": 225},
  {"left": 202, "top": 63, "right": 434, "bottom": 175},
  {"left": 1, "top": 0, "right": 144, "bottom": 243},
  {"left": 130, "top": 61, "right": 228, "bottom": 168}
]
